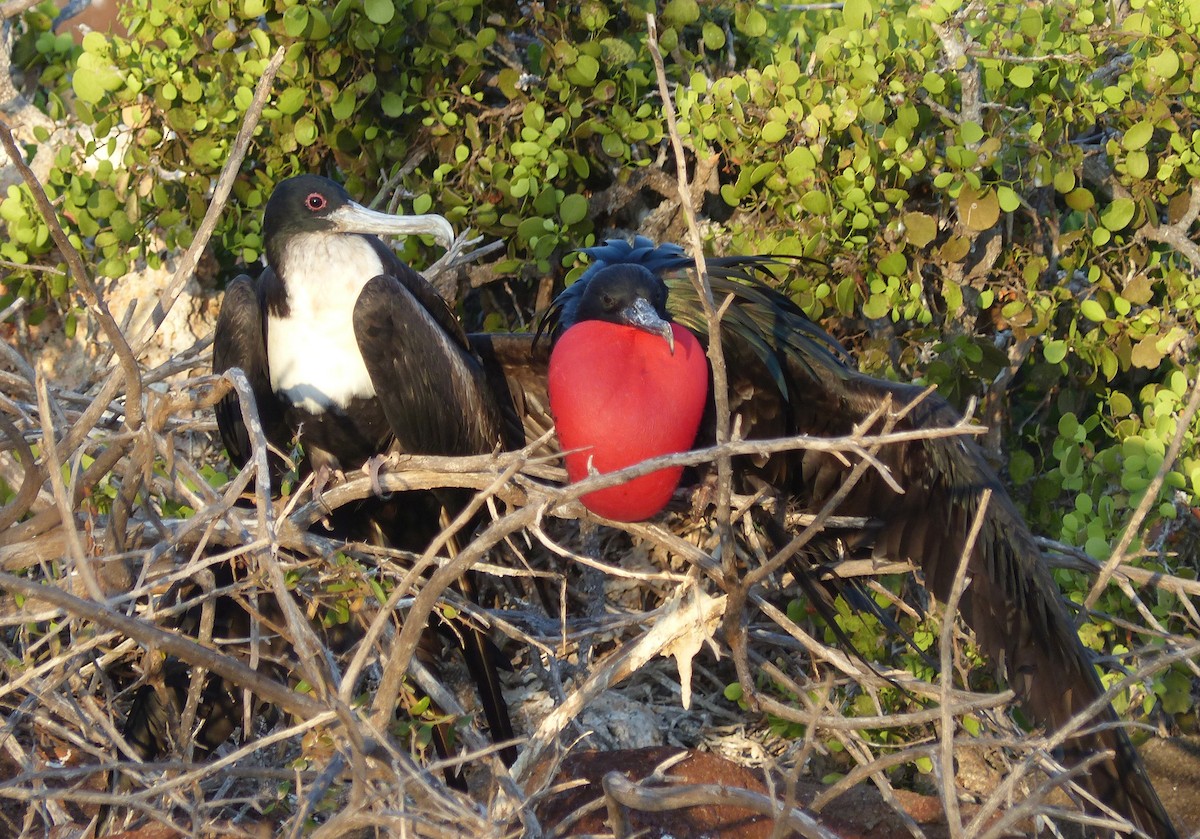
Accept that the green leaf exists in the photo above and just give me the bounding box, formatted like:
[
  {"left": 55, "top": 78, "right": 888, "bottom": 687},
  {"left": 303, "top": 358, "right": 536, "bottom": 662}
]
[
  {"left": 293, "top": 116, "right": 318, "bottom": 146},
  {"left": 1101, "top": 198, "right": 1136, "bottom": 231},
  {"left": 761, "top": 120, "right": 787, "bottom": 143},
  {"left": 573, "top": 54, "right": 600, "bottom": 84},
  {"left": 862, "top": 294, "right": 890, "bottom": 319},
  {"left": 380, "top": 92, "right": 405, "bottom": 117},
  {"left": 1044, "top": 340, "right": 1068, "bottom": 364},
  {"left": 996, "top": 186, "right": 1020, "bottom": 212},
  {"left": 702, "top": 21, "right": 726, "bottom": 50},
  {"left": 364, "top": 0, "right": 394, "bottom": 25},
  {"left": 835, "top": 277, "right": 857, "bottom": 315},
  {"left": 559, "top": 193, "right": 588, "bottom": 226},
  {"left": 735, "top": 6, "right": 767, "bottom": 36},
  {"left": 662, "top": 0, "right": 699, "bottom": 26},
  {"left": 1122, "top": 120, "right": 1154, "bottom": 151},
  {"left": 842, "top": 0, "right": 872, "bottom": 29},
  {"left": 283, "top": 5, "right": 309, "bottom": 36},
  {"left": 1080, "top": 299, "right": 1106, "bottom": 322},
  {"left": 277, "top": 88, "right": 306, "bottom": 116},
  {"left": 959, "top": 121, "right": 983, "bottom": 145},
  {"left": 1065, "top": 188, "right": 1094, "bottom": 211},
  {"left": 1009, "top": 450, "right": 1035, "bottom": 485},
  {"left": 1147, "top": 48, "right": 1179, "bottom": 80},
  {"left": 878, "top": 251, "right": 906, "bottom": 277},
  {"left": 1009, "top": 65, "right": 1034, "bottom": 88}
]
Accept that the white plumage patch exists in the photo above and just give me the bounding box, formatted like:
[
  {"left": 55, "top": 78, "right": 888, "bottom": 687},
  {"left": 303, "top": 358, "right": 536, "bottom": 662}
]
[{"left": 267, "top": 232, "right": 381, "bottom": 412}]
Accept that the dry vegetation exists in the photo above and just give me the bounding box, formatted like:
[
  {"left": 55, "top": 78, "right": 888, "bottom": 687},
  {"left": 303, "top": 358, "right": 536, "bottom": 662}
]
[{"left": 2, "top": 25, "right": 1199, "bottom": 839}]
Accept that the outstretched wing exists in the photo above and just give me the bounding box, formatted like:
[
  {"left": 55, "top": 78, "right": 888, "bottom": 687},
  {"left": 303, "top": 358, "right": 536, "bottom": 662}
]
[{"left": 672, "top": 270, "right": 1176, "bottom": 839}]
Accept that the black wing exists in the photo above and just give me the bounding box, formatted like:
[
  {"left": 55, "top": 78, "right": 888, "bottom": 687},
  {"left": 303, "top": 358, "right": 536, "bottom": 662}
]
[
  {"left": 668, "top": 272, "right": 1177, "bottom": 839},
  {"left": 353, "top": 268, "right": 510, "bottom": 458},
  {"left": 212, "top": 274, "right": 289, "bottom": 469}
]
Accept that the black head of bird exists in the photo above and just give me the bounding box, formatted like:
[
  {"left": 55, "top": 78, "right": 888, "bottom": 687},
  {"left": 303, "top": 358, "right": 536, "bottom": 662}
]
[
  {"left": 553, "top": 262, "right": 676, "bottom": 350},
  {"left": 260, "top": 174, "right": 454, "bottom": 279},
  {"left": 546, "top": 261, "right": 709, "bottom": 521}
]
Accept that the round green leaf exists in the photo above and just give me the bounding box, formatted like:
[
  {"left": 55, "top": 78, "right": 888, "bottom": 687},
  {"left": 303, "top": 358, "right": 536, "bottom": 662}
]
[
  {"left": 1009, "top": 449, "right": 1035, "bottom": 485},
  {"left": 862, "top": 294, "right": 890, "bottom": 319},
  {"left": 662, "top": 0, "right": 700, "bottom": 26},
  {"left": 1009, "top": 65, "right": 1035, "bottom": 88},
  {"left": 761, "top": 120, "right": 787, "bottom": 144},
  {"left": 1101, "top": 198, "right": 1135, "bottom": 231},
  {"left": 702, "top": 21, "right": 726, "bottom": 50},
  {"left": 1122, "top": 120, "right": 1154, "bottom": 151},
  {"left": 1147, "top": 48, "right": 1179, "bottom": 79},
  {"left": 800, "top": 190, "right": 828, "bottom": 214},
  {"left": 364, "top": 0, "right": 394, "bottom": 25},
  {"left": 901, "top": 211, "right": 937, "bottom": 247},
  {"left": 276, "top": 88, "right": 306, "bottom": 116},
  {"left": 1080, "top": 299, "right": 1106, "bottom": 322},
  {"left": 1065, "top": 188, "right": 1094, "bottom": 211},
  {"left": 559, "top": 194, "right": 588, "bottom": 226},
  {"left": 283, "top": 5, "right": 309, "bottom": 36},
  {"left": 878, "top": 251, "right": 907, "bottom": 276},
  {"left": 293, "top": 116, "right": 318, "bottom": 146},
  {"left": 1044, "top": 340, "right": 1068, "bottom": 364},
  {"left": 996, "top": 185, "right": 1020, "bottom": 212},
  {"left": 1124, "top": 150, "right": 1149, "bottom": 179},
  {"left": 842, "top": 0, "right": 872, "bottom": 30},
  {"left": 380, "top": 92, "right": 405, "bottom": 118},
  {"left": 574, "top": 54, "right": 599, "bottom": 84}
]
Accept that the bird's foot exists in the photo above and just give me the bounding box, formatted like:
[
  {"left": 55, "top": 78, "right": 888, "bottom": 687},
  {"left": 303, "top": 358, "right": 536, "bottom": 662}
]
[
  {"left": 363, "top": 453, "right": 399, "bottom": 498},
  {"left": 312, "top": 464, "right": 347, "bottom": 530}
]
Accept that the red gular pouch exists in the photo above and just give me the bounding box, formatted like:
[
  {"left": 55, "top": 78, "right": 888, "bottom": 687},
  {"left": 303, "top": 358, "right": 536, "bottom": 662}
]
[{"left": 549, "top": 320, "right": 709, "bottom": 521}]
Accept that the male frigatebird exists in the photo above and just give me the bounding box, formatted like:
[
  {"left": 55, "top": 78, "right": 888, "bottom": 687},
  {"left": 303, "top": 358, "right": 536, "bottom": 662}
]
[
  {"left": 492, "top": 237, "right": 1178, "bottom": 838},
  {"left": 547, "top": 261, "right": 709, "bottom": 520},
  {"left": 205, "top": 174, "right": 518, "bottom": 771}
]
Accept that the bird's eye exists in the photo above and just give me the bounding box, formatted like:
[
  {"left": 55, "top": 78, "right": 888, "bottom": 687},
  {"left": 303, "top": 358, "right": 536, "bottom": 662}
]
[
  {"left": 305, "top": 193, "right": 327, "bottom": 211},
  {"left": 600, "top": 293, "right": 616, "bottom": 309}
]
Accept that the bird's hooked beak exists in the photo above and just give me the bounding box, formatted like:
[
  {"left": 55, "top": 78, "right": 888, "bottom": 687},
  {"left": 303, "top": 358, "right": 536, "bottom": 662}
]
[
  {"left": 327, "top": 201, "right": 456, "bottom": 251},
  {"left": 623, "top": 297, "right": 675, "bottom": 354}
]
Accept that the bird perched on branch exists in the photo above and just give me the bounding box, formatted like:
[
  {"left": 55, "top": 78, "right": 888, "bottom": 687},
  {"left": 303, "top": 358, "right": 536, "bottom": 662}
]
[
  {"left": 200, "top": 174, "right": 517, "bottom": 772},
  {"left": 485, "top": 236, "right": 1178, "bottom": 838}
]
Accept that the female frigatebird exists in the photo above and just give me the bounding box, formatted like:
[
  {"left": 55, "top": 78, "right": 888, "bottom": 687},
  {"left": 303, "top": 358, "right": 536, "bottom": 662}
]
[
  {"left": 492, "top": 237, "right": 1178, "bottom": 838},
  {"left": 209, "top": 174, "right": 517, "bottom": 770}
]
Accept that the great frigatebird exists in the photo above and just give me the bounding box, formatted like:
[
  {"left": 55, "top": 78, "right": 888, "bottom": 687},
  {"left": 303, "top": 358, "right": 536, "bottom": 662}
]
[
  {"left": 205, "top": 174, "right": 518, "bottom": 773},
  {"left": 485, "top": 237, "right": 1178, "bottom": 838},
  {"left": 546, "top": 261, "right": 709, "bottom": 520}
]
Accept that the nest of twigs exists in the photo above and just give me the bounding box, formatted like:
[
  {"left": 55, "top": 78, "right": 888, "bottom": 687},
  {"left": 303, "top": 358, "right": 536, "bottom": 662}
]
[{"left": 4, "top": 326, "right": 1199, "bottom": 839}]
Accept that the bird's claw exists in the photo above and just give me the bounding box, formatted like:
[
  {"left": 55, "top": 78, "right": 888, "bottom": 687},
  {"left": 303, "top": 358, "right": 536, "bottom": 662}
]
[
  {"left": 363, "top": 453, "right": 398, "bottom": 498},
  {"left": 312, "top": 464, "right": 346, "bottom": 530}
]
